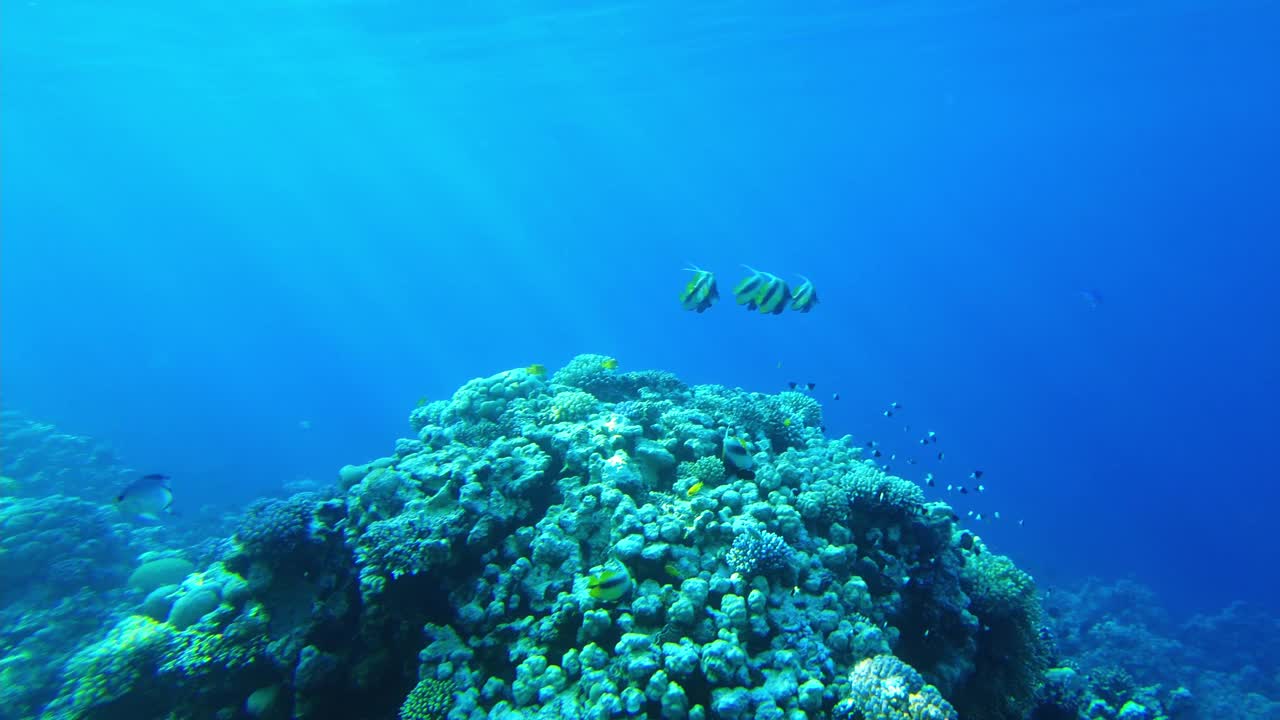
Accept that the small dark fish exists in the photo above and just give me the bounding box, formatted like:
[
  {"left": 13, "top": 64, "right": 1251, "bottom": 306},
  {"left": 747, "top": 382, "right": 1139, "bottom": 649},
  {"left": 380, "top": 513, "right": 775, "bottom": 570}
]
[
  {"left": 883, "top": 410, "right": 893, "bottom": 418},
  {"left": 937, "top": 451, "right": 945, "bottom": 461},
  {"left": 832, "top": 393, "right": 840, "bottom": 400},
  {"left": 959, "top": 486, "right": 968, "bottom": 495},
  {"left": 788, "top": 381, "right": 798, "bottom": 390},
  {"left": 919, "top": 438, "right": 929, "bottom": 446},
  {"left": 925, "top": 473, "right": 935, "bottom": 486},
  {"left": 969, "top": 470, "right": 984, "bottom": 480},
  {"left": 872, "top": 449, "right": 882, "bottom": 458},
  {"left": 806, "top": 382, "right": 816, "bottom": 391},
  {"left": 866, "top": 440, "right": 879, "bottom": 448},
  {"left": 959, "top": 532, "right": 975, "bottom": 550},
  {"left": 890, "top": 402, "right": 902, "bottom": 409},
  {"left": 880, "top": 464, "right": 891, "bottom": 473},
  {"left": 927, "top": 431, "right": 937, "bottom": 443},
  {"left": 907, "top": 458, "right": 918, "bottom": 465}
]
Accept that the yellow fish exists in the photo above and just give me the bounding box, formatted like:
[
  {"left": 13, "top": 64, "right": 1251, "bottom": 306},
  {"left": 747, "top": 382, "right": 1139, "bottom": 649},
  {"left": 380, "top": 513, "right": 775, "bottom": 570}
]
[
  {"left": 416, "top": 397, "right": 428, "bottom": 408},
  {"left": 783, "top": 418, "right": 792, "bottom": 427},
  {"left": 663, "top": 562, "right": 685, "bottom": 580},
  {"left": 686, "top": 481, "right": 704, "bottom": 497},
  {"left": 527, "top": 363, "right": 547, "bottom": 377},
  {"left": 600, "top": 357, "right": 619, "bottom": 371}
]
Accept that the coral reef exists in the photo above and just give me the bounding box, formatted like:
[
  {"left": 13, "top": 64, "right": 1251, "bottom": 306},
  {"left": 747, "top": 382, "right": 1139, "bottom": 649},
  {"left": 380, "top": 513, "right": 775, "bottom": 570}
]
[
  {"left": 1037, "top": 578, "right": 1280, "bottom": 720},
  {"left": 5, "top": 359, "right": 1143, "bottom": 720},
  {"left": 0, "top": 410, "right": 127, "bottom": 500}
]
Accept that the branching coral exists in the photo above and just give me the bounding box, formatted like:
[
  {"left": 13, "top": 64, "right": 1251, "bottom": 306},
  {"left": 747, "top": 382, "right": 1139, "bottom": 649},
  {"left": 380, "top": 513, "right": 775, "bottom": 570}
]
[
  {"left": 725, "top": 529, "right": 794, "bottom": 578},
  {"left": 399, "top": 677, "right": 456, "bottom": 720}
]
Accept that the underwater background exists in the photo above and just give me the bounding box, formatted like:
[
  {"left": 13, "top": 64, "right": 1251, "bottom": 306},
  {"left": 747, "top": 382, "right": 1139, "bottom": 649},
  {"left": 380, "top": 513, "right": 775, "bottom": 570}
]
[{"left": 3, "top": 1, "right": 1279, "bottom": 719}]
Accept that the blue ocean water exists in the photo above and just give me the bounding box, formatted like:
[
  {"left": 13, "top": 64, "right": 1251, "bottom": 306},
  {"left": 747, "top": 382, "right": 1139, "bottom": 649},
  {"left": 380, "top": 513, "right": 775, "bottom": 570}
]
[{"left": 3, "top": 1, "right": 1280, "bottom": 716}]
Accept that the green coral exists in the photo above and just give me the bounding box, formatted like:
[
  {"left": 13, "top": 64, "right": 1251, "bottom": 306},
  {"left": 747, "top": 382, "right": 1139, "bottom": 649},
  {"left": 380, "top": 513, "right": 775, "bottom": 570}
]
[
  {"left": 773, "top": 390, "right": 822, "bottom": 428},
  {"left": 551, "top": 354, "right": 683, "bottom": 403},
  {"left": 127, "top": 557, "right": 195, "bottom": 594},
  {"left": 834, "top": 654, "right": 958, "bottom": 720},
  {"left": 547, "top": 390, "right": 599, "bottom": 423},
  {"left": 767, "top": 391, "right": 823, "bottom": 448},
  {"left": 837, "top": 462, "right": 925, "bottom": 512},
  {"left": 677, "top": 455, "right": 727, "bottom": 486},
  {"left": 793, "top": 451, "right": 924, "bottom": 526},
  {"left": 551, "top": 354, "right": 625, "bottom": 399},
  {"left": 400, "top": 677, "right": 456, "bottom": 720},
  {"left": 55, "top": 615, "right": 177, "bottom": 712},
  {"left": 355, "top": 507, "right": 455, "bottom": 594},
  {"left": 955, "top": 539, "right": 1051, "bottom": 719}
]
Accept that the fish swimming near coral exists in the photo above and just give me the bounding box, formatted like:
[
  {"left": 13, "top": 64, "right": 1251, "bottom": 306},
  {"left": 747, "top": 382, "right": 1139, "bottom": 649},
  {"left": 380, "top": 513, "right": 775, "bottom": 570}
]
[
  {"left": 722, "top": 432, "right": 756, "bottom": 479},
  {"left": 680, "top": 266, "right": 719, "bottom": 313},
  {"left": 789, "top": 275, "right": 818, "bottom": 312},
  {"left": 600, "top": 357, "right": 619, "bottom": 371},
  {"left": 526, "top": 363, "right": 547, "bottom": 377},
  {"left": 686, "top": 480, "right": 705, "bottom": 497},
  {"left": 116, "top": 473, "right": 173, "bottom": 521},
  {"left": 586, "top": 561, "right": 632, "bottom": 601}
]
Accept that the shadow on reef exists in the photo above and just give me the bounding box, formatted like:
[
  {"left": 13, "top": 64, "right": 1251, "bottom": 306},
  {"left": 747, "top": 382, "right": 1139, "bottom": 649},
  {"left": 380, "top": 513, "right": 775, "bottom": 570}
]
[{"left": 43, "top": 355, "right": 1069, "bottom": 720}]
